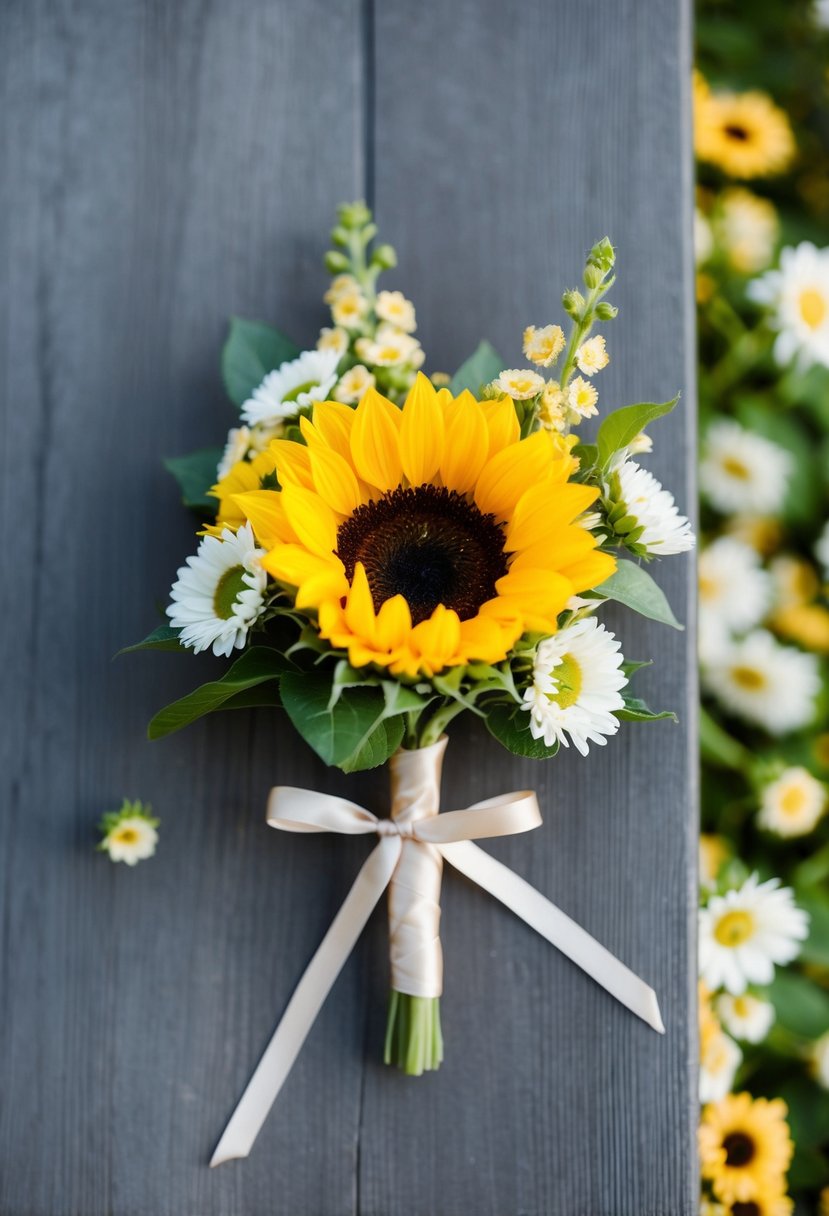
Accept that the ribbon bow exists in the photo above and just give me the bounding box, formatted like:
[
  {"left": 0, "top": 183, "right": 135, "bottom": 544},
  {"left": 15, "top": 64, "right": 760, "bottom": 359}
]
[{"left": 210, "top": 767, "right": 664, "bottom": 1167}]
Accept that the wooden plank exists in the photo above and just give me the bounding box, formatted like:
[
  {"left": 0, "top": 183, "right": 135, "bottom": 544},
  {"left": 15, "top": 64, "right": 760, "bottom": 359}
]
[
  {"left": 0, "top": 3, "right": 370, "bottom": 1213},
  {"left": 360, "top": 1, "right": 698, "bottom": 1213}
]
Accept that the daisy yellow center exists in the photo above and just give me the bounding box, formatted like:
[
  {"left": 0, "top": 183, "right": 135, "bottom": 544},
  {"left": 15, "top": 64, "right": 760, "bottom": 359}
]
[
  {"left": 730, "top": 664, "right": 766, "bottom": 691},
  {"left": 798, "top": 288, "right": 827, "bottom": 331},
  {"left": 547, "top": 654, "right": 583, "bottom": 709},
  {"left": 722, "top": 456, "right": 751, "bottom": 480},
  {"left": 213, "top": 566, "right": 248, "bottom": 620},
  {"left": 336, "top": 485, "right": 508, "bottom": 625},
  {"left": 698, "top": 575, "right": 717, "bottom": 602},
  {"left": 732, "top": 997, "right": 751, "bottom": 1017},
  {"left": 714, "top": 909, "right": 756, "bottom": 947},
  {"left": 723, "top": 1131, "right": 756, "bottom": 1167},
  {"left": 780, "top": 786, "right": 806, "bottom": 816},
  {"left": 114, "top": 827, "right": 139, "bottom": 845}
]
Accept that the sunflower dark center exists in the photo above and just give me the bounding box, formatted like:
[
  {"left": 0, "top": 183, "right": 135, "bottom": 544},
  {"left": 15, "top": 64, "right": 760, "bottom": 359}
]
[
  {"left": 731, "top": 1204, "right": 760, "bottom": 1216},
  {"left": 723, "top": 1132, "right": 756, "bottom": 1167},
  {"left": 724, "top": 123, "right": 749, "bottom": 142},
  {"left": 336, "top": 485, "right": 508, "bottom": 625}
]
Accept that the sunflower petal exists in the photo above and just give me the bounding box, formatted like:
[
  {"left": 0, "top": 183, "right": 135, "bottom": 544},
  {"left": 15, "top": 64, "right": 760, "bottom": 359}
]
[
  {"left": 506, "top": 482, "right": 600, "bottom": 550},
  {"left": 481, "top": 395, "right": 520, "bottom": 455},
  {"left": 350, "top": 388, "right": 403, "bottom": 491},
  {"left": 272, "top": 439, "right": 314, "bottom": 489},
  {"left": 410, "top": 604, "right": 461, "bottom": 672},
  {"left": 508, "top": 527, "right": 601, "bottom": 572},
  {"left": 375, "top": 594, "right": 412, "bottom": 650},
  {"left": 440, "top": 391, "right": 489, "bottom": 493},
  {"left": 399, "top": 372, "right": 446, "bottom": 485},
  {"left": 458, "top": 614, "right": 514, "bottom": 664},
  {"left": 231, "top": 491, "right": 296, "bottom": 548},
  {"left": 475, "top": 430, "right": 557, "bottom": 520},
  {"left": 344, "top": 562, "right": 378, "bottom": 638},
  {"left": 307, "top": 443, "right": 365, "bottom": 516},
  {"left": 280, "top": 485, "right": 338, "bottom": 557},
  {"left": 559, "top": 550, "right": 617, "bottom": 593},
  {"left": 310, "top": 401, "right": 356, "bottom": 461}
]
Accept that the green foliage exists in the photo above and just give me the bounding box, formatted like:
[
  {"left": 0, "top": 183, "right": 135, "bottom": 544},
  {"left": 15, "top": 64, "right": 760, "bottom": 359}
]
[
  {"left": 485, "top": 703, "right": 559, "bottom": 759},
  {"left": 119, "top": 624, "right": 184, "bottom": 655},
  {"left": 148, "top": 647, "right": 286, "bottom": 739},
  {"left": 595, "top": 398, "right": 679, "bottom": 468},
  {"left": 221, "top": 317, "right": 300, "bottom": 408},
  {"left": 596, "top": 559, "right": 683, "bottom": 630},
  {"left": 449, "top": 341, "right": 504, "bottom": 397},
  {"left": 770, "top": 969, "right": 829, "bottom": 1040},
  {"left": 164, "top": 447, "right": 223, "bottom": 512},
  {"left": 614, "top": 693, "right": 676, "bottom": 724}
]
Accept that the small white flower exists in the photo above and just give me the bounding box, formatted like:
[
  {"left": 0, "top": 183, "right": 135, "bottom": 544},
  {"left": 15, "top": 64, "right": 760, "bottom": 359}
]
[
  {"left": 331, "top": 290, "right": 369, "bottom": 330},
  {"left": 241, "top": 349, "right": 339, "bottom": 427},
  {"left": 748, "top": 241, "right": 829, "bottom": 369},
  {"left": 715, "top": 992, "right": 776, "bottom": 1044},
  {"left": 716, "top": 188, "right": 778, "bottom": 274},
  {"left": 317, "top": 326, "right": 349, "bottom": 357},
  {"left": 494, "top": 368, "right": 546, "bottom": 400},
  {"left": 575, "top": 335, "right": 609, "bottom": 376},
  {"left": 217, "top": 425, "right": 253, "bottom": 480},
  {"left": 695, "top": 208, "right": 714, "bottom": 264},
  {"left": 566, "top": 376, "right": 599, "bottom": 419},
  {"left": 363, "top": 326, "right": 423, "bottom": 367},
  {"left": 700, "top": 419, "right": 792, "bottom": 516},
  {"left": 700, "top": 1028, "right": 742, "bottom": 1104},
  {"left": 538, "top": 381, "right": 567, "bottom": 432},
  {"left": 334, "top": 364, "right": 376, "bottom": 404},
  {"left": 607, "top": 458, "right": 695, "bottom": 555},
  {"left": 523, "top": 324, "right": 565, "bottom": 367},
  {"left": 812, "top": 1031, "right": 829, "bottom": 1089},
  {"left": 522, "top": 617, "right": 628, "bottom": 756},
  {"left": 816, "top": 520, "right": 829, "bottom": 580},
  {"left": 699, "top": 873, "right": 808, "bottom": 995},
  {"left": 757, "top": 766, "right": 827, "bottom": 837},
  {"left": 702, "top": 629, "right": 820, "bottom": 735},
  {"left": 323, "top": 274, "right": 359, "bottom": 304},
  {"left": 375, "top": 290, "right": 416, "bottom": 333},
  {"left": 166, "top": 522, "right": 267, "bottom": 658},
  {"left": 626, "top": 431, "right": 653, "bottom": 456},
  {"left": 698, "top": 536, "right": 772, "bottom": 635},
  {"left": 98, "top": 800, "right": 159, "bottom": 867}
]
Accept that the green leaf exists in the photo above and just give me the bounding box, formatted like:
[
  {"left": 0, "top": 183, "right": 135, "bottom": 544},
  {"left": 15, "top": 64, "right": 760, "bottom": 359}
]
[
  {"left": 164, "top": 447, "right": 223, "bottom": 511},
  {"left": 218, "top": 684, "right": 283, "bottom": 712},
  {"left": 596, "top": 398, "right": 679, "bottom": 467},
  {"left": 221, "top": 317, "right": 301, "bottom": 408},
  {"left": 449, "top": 341, "right": 504, "bottom": 397},
  {"left": 769, "top": 969, "right": 829, "bottom": 1040},
  {"left": 699, "top": 706, "right": 750, "bottom": 770},
  {"left": 280, "top": 670, "right": 413, "bottom": 772},
  {"left": 571, "top": 442, "right": 598, "bottom": 469},
  {"left": 148, "top": 647, "right": 286, "bottom": 739},
  {"left": 485, "top": 703, "right": 559, "bottom": 760},
  {"left": 119, "top": 624, "right": 184, "bottom": 655},
  {"left": 597, "top": 559, "right": 683, "bottom": 630},
  {"left": 795, "top": 890, "right": 829, "bottom": 969},
  {"left": 614, "top": 693, "right": 676, "bottom": 723}
]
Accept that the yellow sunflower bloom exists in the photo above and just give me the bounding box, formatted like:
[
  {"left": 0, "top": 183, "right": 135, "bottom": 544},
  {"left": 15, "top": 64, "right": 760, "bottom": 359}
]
[
  {"left": 694, "top": 76, "right": 795, "bottom": 179},
  {"left": 209, "top": 446, "right": 280, "bottom": 529},
  {"left": 699, "top": 1092, "right": 793, "bottom": 1205},
  {"left": 231, "top": 374, "right": 615, "bottom": 676}
]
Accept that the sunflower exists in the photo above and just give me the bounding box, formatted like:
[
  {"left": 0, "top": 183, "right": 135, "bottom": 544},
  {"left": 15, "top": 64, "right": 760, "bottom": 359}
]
[
  {"left": 208, "top": 445, "right": 281, "bottom": 531},
  {"left": 694, "top": 76, "right": 795, "bottom": 179},
  {"left": 231, "top": 374, "right": 615, "bottom": 677},
  {"left": 699, "top": 1093, "right": 793, "bottom": 1205}
]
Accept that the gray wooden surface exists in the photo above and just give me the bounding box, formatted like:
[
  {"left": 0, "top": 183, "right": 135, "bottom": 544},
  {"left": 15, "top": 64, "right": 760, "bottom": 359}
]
[{"left": 0, "top": 1, "right": 697, "bottom": 1213}]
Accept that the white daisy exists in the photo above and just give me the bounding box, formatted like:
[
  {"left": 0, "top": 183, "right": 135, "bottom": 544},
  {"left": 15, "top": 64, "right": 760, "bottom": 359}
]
[
  {"left": 494, "top": 368, "right": 546, "bottom": 400},
  {"left": 757, "top": 766, "right": 827, "bottom": 837},
  {"left": 748, "top": 241, "right": 829, "bottom": 369},
  {"left": 816, "top": 520, "right": 829, "bottom": 580},
  {"left": 331, "top": 290, "right": 369, "bottom": 330},
  {"left": 812, "top": 1031, "right": 829, "bottom": 1089},
  {"left": 575, "top": 335, "right": 609, "bottom": 376},
  {"left": 605, "top": 458, "right": 695, "bottom": 555},
  {"left": 334, "top": 364, "right": 376, "bottom": 404},
  {"left": 241, "top": 349, "right": 339, "bottom": 427},
  {"left": 523, "top": 324, "right": 565, "bottom": 367},
  {"left": 715, "top": 992, "right": 776, "bottom": 1044},
  {"left": 698, "top": 536, "right": 772, "bottom": 635},
  {"left": 702, "top": 629, "right": 820, "bottom": 735},
  {"left": 626, "top": 431, "right": 653, "bottom": 456},
  {"left": 700, "top": 1027, "right": 742, "bottom": 1104},
  {"left": 98, "top": 800, "right": 159, "bottom": 867},
  {"left": 566, "top": 376, "right": 599, "bottom": 420},
  {"left": 699, "top": 873, "right": 808, "bottom": 995},
  {"left": 521, "top": 617, "right": 628, "bottom": 756},
  {"left": 700, "top": 419, "right": 792, "bottom": 516},
  {"left": 363, "top": 326, "right": 423, "bottom": 368},
  {"left": 166, "top": 523, "right": 267, "bottom": 658},
  {"left": 375, "top": 290, "right": 416, "bottom": 333},
  {"left": 217, "top": 425, "right": 253, "bottom": 480}
]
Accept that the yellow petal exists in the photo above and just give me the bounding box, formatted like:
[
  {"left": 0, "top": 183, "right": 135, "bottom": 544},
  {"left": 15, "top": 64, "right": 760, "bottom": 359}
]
[
  {"left": 458, "top": 615, "right": 513, "bottom": 664},
  {"left": 231, "top": 491, "right": 296, "bottom": 548},
  {"left": 440, "top": 391, "right": 489, "bottom": 493},
  {"left": 506, "top": 482, "right": 600, "bottom": 550},
  {"left": 309, "top": 401, "right": 356, "bottom": 462},
  {"left": 410, "top": 604, "right": 461, "bottom": 672},
  {"left": 399, "top": 372, "right": 445, "bottom": 485},
  {"left": 495, "top": 567, "right": 573, "bottom": 615},
  {"left": 271, "top": 439, "right": 314, "bottom": 489},
  {"left": 481, "top": 395, "right": 520, "bottom": 456},
  {"left": 350, "top": 388, "right": 403, "bottom": 491},
  {"left": 344, "top": 562, "right": 378, "bottom": 638},
  {"left": 508, "top": 528, "right": 600, "bottom": 572},
  {"left": 559, "top": 550, "right": 617, "bottom": 593},
  {"left": 475, "top": 430, "right": 556, "bottom": 520},
  {"left": 375, "top": 595, "right": 412, "bottom": 650},
  {"left": 307, "top": 443, "right": 364, "bottom": 516},
  {"left": 280, "top": 485, "right": 338, "bottom": 557}
]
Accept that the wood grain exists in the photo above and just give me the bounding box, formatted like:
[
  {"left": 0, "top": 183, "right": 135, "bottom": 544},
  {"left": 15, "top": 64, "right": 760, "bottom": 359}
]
[{"left": 0, "top": 0, "right": 696, "bottom": 1212}]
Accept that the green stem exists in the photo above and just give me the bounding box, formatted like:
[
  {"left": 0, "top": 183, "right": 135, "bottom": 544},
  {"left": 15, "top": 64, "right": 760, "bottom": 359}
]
[
  {"left": 384, "top": 992, "right": 444, "bottom": 1075},
  {"left": 558, "top": 277, "right": 612, "bottom": 390},
  {"left": 707, "top": 327, "right": 767, "bottom": 396}
]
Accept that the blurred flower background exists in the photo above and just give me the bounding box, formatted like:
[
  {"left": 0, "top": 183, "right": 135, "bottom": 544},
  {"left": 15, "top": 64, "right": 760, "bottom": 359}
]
[{"left": 695, "top": 2, "right": 829, "bottom": 1211}]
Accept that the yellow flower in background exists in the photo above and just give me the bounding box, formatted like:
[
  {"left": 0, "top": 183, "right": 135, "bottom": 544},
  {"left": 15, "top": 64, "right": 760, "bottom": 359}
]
[
  {"left": 694, "top": 75, "right": 795, "bottom": 178},
  {"left": 722, "top": 1191, "right": 793, "bottom": 1216},
  {"left": 494, "top": 368, "right": 546, "bottom": 399},
  {"left": 699, "top": 1092, "right": 793, "bottom": 1204},
  {"left": 210, "top": 446, "right": 280, "bottom": 529},
  {"left": 717, "top": 188, "right": 779, "bottom": 273},
  {"left": 772, "top": 603, "right": 829, "bottom": 653},
  {"left": 575, "top": 335, "right": 609, "bottom": 375},
  {"left": 699, "top": 833, "right": 731, "bottom": 888},
  {"left": 523, "top": 324, "right": 565, "bottom": 367},
  {"left": 232, "top": 375, "right": 614, "bottom": 677}
]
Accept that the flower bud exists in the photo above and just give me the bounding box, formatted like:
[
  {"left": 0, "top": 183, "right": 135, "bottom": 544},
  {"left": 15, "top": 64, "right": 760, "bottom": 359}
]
[
  {"left": 583, "top": 263, "right": 603, "bottom": 289},
  {"left": 324, "top": 250, "right": 351, "bottom": 274},
  {"left": 330, "top": 225, "right": 349, "bottom": 247},
  {"left": 371, "top": 243, "right": 398, "bottom": 269},
  {"left": 562, "top": 289, "right": 585, "bottom": 317},
  {"left": 589, "top": 237, "right": 615, "bottom": 272},
  {"left": 595, "top": 301, "right": 619, "bottom": 320},
  {"left": 338, "top": 200, "right": 372, "bottom": 229}
]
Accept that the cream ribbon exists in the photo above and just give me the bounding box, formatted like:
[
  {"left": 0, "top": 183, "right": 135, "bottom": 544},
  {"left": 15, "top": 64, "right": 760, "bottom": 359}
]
[{"left": 210, "top": 743, "right": 664, "bottom": 1167}]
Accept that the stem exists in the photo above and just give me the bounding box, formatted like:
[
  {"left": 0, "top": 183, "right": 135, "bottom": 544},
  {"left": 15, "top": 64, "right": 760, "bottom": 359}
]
[
  {"left": 384, "top": 993, "right": 444, "bottom": 1075},
  {"left": 707, "top": 327, "right": 767, "bottom": 395},
  {"left": 558, "top": 277, "right": 611, "bottom": 390}
]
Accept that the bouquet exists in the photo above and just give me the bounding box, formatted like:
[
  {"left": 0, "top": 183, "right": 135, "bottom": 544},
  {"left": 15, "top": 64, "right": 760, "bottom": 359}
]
[{"left": 130, "top": 201, "right": 694, "bottom": 1163}]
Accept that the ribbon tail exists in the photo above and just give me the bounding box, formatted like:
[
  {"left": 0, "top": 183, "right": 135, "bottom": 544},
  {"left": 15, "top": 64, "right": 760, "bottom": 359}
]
[
  {"left": 210, "top": 836, "right": 401, "bottom": 1166},
  {"left": 441, "top": 841, "right": 665, "bottom": 1035}
]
